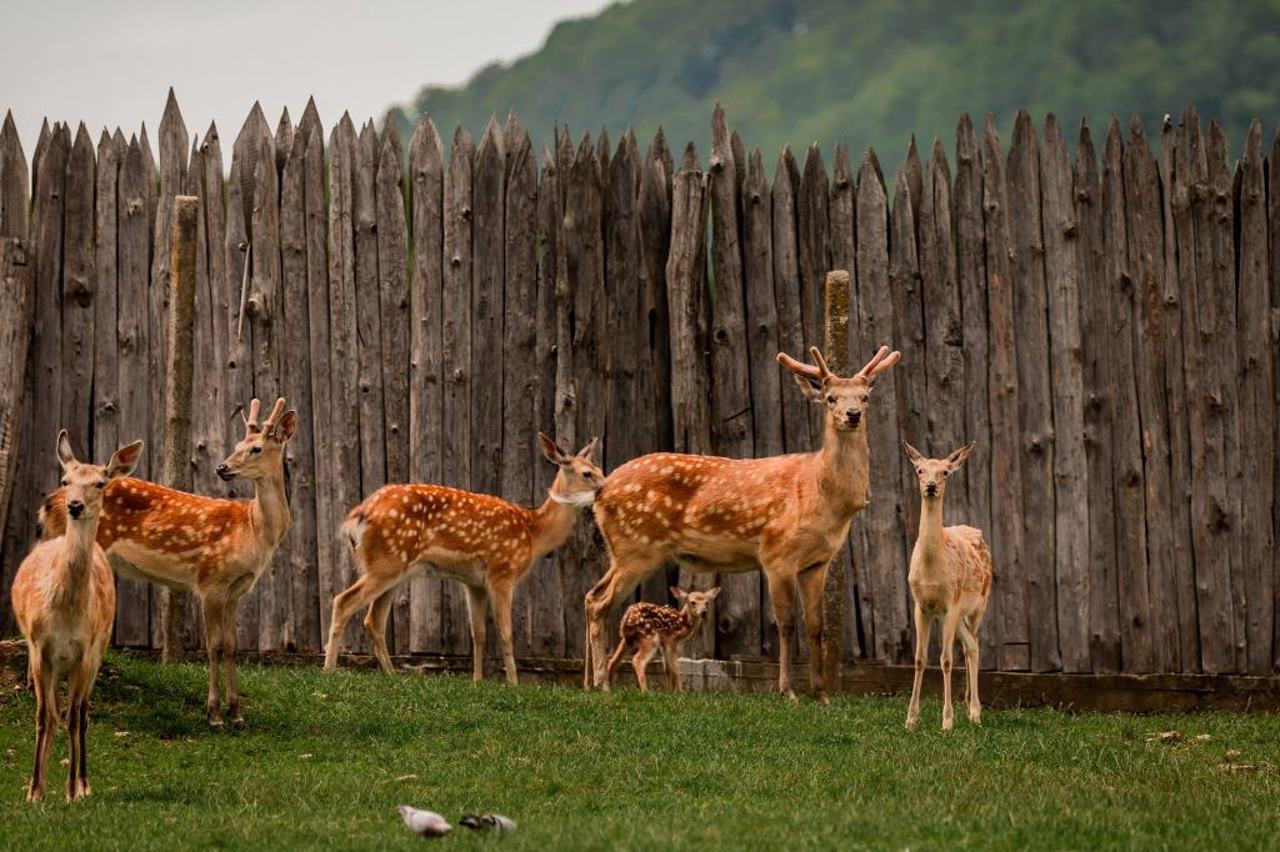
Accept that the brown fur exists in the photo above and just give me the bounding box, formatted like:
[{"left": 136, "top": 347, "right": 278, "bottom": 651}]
[
  {"left": 583, "top": 346, "right": 900, "bottom": 699},
  {"left": 11, "top": 432, "right": 131, "bottom": 802},
  {"left": 324, "top": 434, "right": 603, "bottom": 684}
]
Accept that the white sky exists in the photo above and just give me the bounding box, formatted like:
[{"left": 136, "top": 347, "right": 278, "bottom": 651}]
[{"left": 0, "top": 0, "right": 611, "bottom": 155}]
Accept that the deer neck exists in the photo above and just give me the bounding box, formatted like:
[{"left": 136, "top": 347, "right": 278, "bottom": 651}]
[
  {"left": 677, "top": 604, "right": 702, "bottom": 640},
  {"left": 915, "top": 495, "right": 947, "bottom": 568},
  {"left": 55, "top": 515, "right": 100, "bottom": 609},
  {"left": 250, "top": 458, "right": 291, "bottom": 547},
  {"left": 814, "top": 417, "right": 870, "bottom": 513},
  {"left": 530, "top": 483, "right": 584, "bottom": 560}
]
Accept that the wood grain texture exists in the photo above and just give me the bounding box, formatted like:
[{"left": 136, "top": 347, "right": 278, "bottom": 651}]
[
  {"left": 0, "top": 112, "right": 27, "bottom": 238},
  {"left": 0, "top": 237, "right": 31, "bottom": 631},
  {"left": 982, "top": 114, "right": 1028, "bottom": 672},
  {"left": 1007, "top": 111, "right": 1059, "bottom": 672},
  {"left": 1039, "top": 115, "right": 1089, "bottom": 672},
  {"left": 772, "top": 148, "right": 807, "bottom": 459},
  {"left": 797, "top": 145, "right": 829, "bottom": 447},
  {"left": 471, "top": 118, "right": 505, "bottom": 512},
  {"left": 1269, "top": 129, "right": 1280, "bottom": 669}
]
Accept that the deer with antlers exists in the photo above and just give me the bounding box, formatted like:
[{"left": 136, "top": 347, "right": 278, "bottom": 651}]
[
  {"left": 901, "top": 440, "right": 991, "bottom": 731},
  {"left": 38, "top": 398, "right": 297, "bottom": 727},
  {"left": 12, "top": 432, "right": 141, "bottom": 802},
  {"left": 324, "top": 433, "right": 603, "bottom": 684},
  {"left": 583, "top": 345, "right": 901, "bottom": 700}
]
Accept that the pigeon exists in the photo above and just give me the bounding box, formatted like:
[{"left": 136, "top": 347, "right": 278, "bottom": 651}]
[
  {"left": 397, "top": 805, "right": 452, "bottom": 838},
  {"left": 459, "top": 813, "right": 517, "bottom": 833}
]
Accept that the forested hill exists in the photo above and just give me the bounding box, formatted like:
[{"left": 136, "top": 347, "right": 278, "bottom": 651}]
[{"left": 388, "top": 0, "right": 1280, "bottom": 167}]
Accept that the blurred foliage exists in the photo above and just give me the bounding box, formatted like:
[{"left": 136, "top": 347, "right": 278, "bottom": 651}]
[{"left": 389, "top": 0, "right": 1280, "bottom": 170}]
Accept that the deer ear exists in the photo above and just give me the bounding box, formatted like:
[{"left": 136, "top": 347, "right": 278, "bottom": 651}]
[
  {"left": 538, "top": 432, "right": 562, "bottom": 465},
  {"left": 275, "top": 410, "right": 299, "bottom": 442},
  {"left": 107, "top": 440, "right": 144, "bottom": 479},
  {"left": 901, "top": 439, "right": 925, "bottom": 464},
  {"left": 706, "top": 586, "right": 722, "bottom": 601},
  {"left": 670, "top": 586, "right": 688, "bottom": 602},
  {"left": 56, "top": 430, "right": 76, "bottom": 468},
  {"left": 792, "top": 373, "right": 824, "bottom": 401},
  {"left": 576, "top": 436, "right": 600, "bottom": 461},
  {"left": 947, "top": 441, "right": 976, "bottom": 470}
]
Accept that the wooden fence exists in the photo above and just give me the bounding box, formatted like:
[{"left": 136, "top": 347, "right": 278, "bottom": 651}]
[{"left": 0, "top": 93, "right": 1277, "bottom": 677}]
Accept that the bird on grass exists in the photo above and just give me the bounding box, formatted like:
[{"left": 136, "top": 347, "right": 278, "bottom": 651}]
[
  {"left": 460, "top": 813, "right": 517, "bottom": 832},
  {"left": 397, "top": 805, "right": 452, "bottom": 837}
]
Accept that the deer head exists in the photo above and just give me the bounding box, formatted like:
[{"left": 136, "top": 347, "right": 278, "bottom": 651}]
[
  {"left": 217, "top": 397, "right": 298, "bottom": 482},
  {"left": 671, "top": 586, "right": 721, "bottom": 619},
  {"left": 56, "top": 431, "right": 143, "bottom": 522},
  {"left": 777, "top": 345, "right": 902, "bottom": 431},
  {"left": 902, "top": 440, "right": 975, "bottom": 501},
  {"left": 538, "top": 432, "right": 604, "bottom": 508}
]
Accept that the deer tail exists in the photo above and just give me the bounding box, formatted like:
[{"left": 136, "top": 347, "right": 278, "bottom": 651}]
[{"left": 340, "top": 509, "right": 368, "bottom": 559}]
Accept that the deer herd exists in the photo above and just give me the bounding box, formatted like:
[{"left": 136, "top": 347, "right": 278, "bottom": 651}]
[{"left": 11, "top": 337, "right": 995, "bottom": 803}]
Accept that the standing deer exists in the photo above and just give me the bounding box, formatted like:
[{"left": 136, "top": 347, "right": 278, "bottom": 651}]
[
  {"left": 605, "top": 586, "right": 721, "bottom": 691},
  {"left": 901, "top": 440, "right": 991, "bottom": 731},
  {"left": 324, "top": 433, "right": 603, "bottom": 684},
  {"left": 584, "top": 345, "right": 901, "bottom": 700},
  {"left": 12, "top": 432, "right": 140, "bottom": 802},
  {"left": 38, "top": 398, "right": 297, "bottom": 727}
]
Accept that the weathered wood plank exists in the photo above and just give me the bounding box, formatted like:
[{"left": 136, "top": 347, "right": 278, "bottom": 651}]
[
  {"left": 797, "top": 145, "right": 829, "bottom": 446},
  {"left": 1269, "top": 129, "right": 1280, "bottom": 669},
  {"left": 821, "top": 268, "right": 851, "bottom": 681},
  {"left": 857, "top": 150, "right": 909, "bottom": 665},
  {"left": 354, "top": 119, "right": 386, "bottom": 516},
  {"left": 772, "top": 148, "right": 807, "bottom": 458},
  {"left": 116, "top": 133, "right": 151, "bottom": 645},
  {"left": 408, "top": 117, "right": 445, "bottom": 654},
  {"left": 60, "top": 125, "right": 95, "bottom": 461},
  {"left": 1236, "top": 119, "right": 1273, "bottom": 674},
  {"left": 150, "top": 90, "right": 189, "bottom": 464},
  {"left": 1039, "top": 114, "right": 1089, "bottom": 672},
  {"left": 982, "top": 114, "right": 1029, "bottom": 672},
  {"left": 1006, "top": 111, "right": 1059, "bottom": 672},
  {"left": 743, "top": 150, "right": 781, "bottom": 460},
  {"left": 532, "top": 143, "right": 567, "bottom": 657},
  {"left": 375, "top": 124, "right": 411, "bottom": 653},
  {"left": 708, "top": 106, "right": 758, "bottom": 658},
  {"left": 471, "top": 118, "right": 505, "bottom": 504},
  {"left": 91, "top": 129, "right": 121, "bottom": 486},
  {"left": 441, "top": 127, "right": 474, "bottom": 655},
  {"left": 502, "top": 115, "right": 539, "bottom": 655},
  {"left": 953, "top": 115, "right": 995, "bottom": 666},
  {"left": 0, "top": 237, "right": 31, "bottom": 631},
  {"left": 0, "top": 112, "right": 28, "bottom": 238},
  {"left": 1073, "top": 121, "right": 1121, "bottom": 673},
  {"left": 327, "top": 114, "right": 364, "bottom": 650},
  {"left": 30, "top": 122, "right": 68, "bottom": 498}
]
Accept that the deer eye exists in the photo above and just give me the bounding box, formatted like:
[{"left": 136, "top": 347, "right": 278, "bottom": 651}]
[
  {"left": 583, "top": 471, "right": 595, "bottom": 479},
  {"left": 96, "top": 481, "right": 107, "bottom": 489},
  {"left": 251, "top": 446, "right": 263, "bottom": 455},
  {"left": 60, "top": 479, "right": 68, "bottom": 487},
  {"left": 916, "top": 469, "right": 922, "bottom": 475},
  {"left": 825, "top": 395, "right": 836, "bottom": 404}
]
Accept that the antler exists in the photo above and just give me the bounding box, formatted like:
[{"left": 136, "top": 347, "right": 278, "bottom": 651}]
[
  {"left": 855, "top": 345, "right": 902, "bottom": 379},
  {"left": 262, "top": 398, "right": 288, "bottom": 436},
  {"left": 776, "top": 346, "right": 834, "bottom": 380},
  {"left": 241, "top": 399, "right": 263, "bottom": 434}
]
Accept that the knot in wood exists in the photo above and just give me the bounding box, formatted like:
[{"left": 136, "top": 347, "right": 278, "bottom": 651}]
[
  {"left": 836, "top": 177, "right": 850, "bottom": 189},
  {"left": 238, "top": 241, "right": 248, "bottom": 252},
  {"left": 246, "top": 294, "right": 263, "bottom": 317},
  {"left": 461, "top": 206, "right": 472, "bottom": 221},
  {"left": 1063, "top": 221, "right": 1078, "bottom": 238},
  {"left": 1075, "top": 188, "right": 1092, "bottom": 203},
  {"left": 451, "top": 255, "right": 461, "bottom": 267},
  {"left": 750, "top": 191, "right": 761, "bottom": 203},
  {"left": 709, "top": 156, "right": 725, "bottom": 173}
]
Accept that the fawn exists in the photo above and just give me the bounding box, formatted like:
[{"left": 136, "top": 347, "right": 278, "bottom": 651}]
[
  {"left": 12, "top": 431, "right": 141, "bottom": 802},
  {"left": 901, "top": 440, "right": 992, "bottom": 730},
  {"left": 605, "top": 587, "right": 721, "bottom": 691},
  {"left": 584, "top": 345, "right": 900, "bottom": 700},
  {"left": 39, "top": 398, "right": 298, "bottom": 727},
  {"left": 325, "top": 433, "right": 603, "bottom": 683}
]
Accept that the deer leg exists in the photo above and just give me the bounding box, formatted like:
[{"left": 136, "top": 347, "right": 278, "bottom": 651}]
[
  {"left": 661, "top": 637, "right": 682, "bottom": 692},
  {"left": 796, "top": 564, "right": 829, "bottom": 704},
  {"left": 463, "top": 582, "right": 489, "bottom": 683},
  {"left": 632, "top": 636, "right": 658, "bottom": 692},
  {"left": 604, "top": 636, "right": 630, "bottom": 689},
  {"left": 584, "top": 562, "right": 645, "bottom": 691},
  {"left": 223, "top": 596, "right": 245, "bottom": 728},
  {"left": 906, "top": 603, "right": 930, "bottom": 730},
  {"left": 65, "top": 670, "right": 92, "bottom": 802},
  {"left": 363, "top": 589, "right": 397, "bottom": 674},
  {"left": 325, "top": 573, "right": 380, "bottom": 672},
  {"left": 28, "top": 658, "right": 57, "bottom": 803},
  {"left": 939, "top": 608, "right": 960, "bottom": 731},
  {"left": 76, "top": 693, "right": 91, "bottom": 798},
  {"left": 202, "top": 594, "right": 227, "bottom": 727},
  {"left": 958, "top": 617, "right": 982, "bottom": 725},
  {"left": 489, "top": 578, "right": 519, "bottom": 686},
  {"left": 764, "top": 571, "right": 799, "bottom": 700}
]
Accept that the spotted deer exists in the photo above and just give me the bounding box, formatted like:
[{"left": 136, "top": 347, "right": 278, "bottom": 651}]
[
  {"left": 324, "top": 433, "right": 603, "bottom": 684},
  {"left": 12, "top": 432, "right": 140, "bottom": 802},
  {"left": 605, "top": 587, "right": 720, "bottom": 691},
  {"left": 901, "top": 440, "right": 991, "bottom": 731},
  {"left": 584, "top": 345, "right": 901, "bottom": 701},
  {"left": 38, "top": 398, "right": 298, "bottom": 727}
]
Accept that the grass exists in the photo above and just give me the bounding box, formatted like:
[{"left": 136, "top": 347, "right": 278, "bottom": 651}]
[{"left": 0, "top": 655, "right": 1278, "bottom": 850}]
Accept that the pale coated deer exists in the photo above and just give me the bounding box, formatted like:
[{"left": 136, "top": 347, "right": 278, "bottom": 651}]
[
  {"left": 901, "top": 440, "right": 991, "bottom": 730},
  {"left": 324, "top": 433, "right": 603, "bottom": 684},
  {"left": 12, "top": 431, "right": 140, "bottom": 802},
  {"left": 605, "top": 586, "right": 720, "bottom": 691},
  {"left": 38, "top": 398, "right": 298, "bottom": 727},
  {"left": 584, "top": 345, "right": 901, "bottom": 701}
]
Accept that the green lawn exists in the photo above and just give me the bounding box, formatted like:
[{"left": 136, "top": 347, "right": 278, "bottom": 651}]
[{"left": 0, "top": 655, "right": 1277, "bottom": 850}]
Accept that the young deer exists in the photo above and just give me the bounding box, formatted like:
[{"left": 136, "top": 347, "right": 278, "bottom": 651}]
[
  {"left": 585, "top": 345, "right": 901, "bottom": 700},
  {"left": 38, "top": 398, "right": 298, "bottom": 727},
  {"left": 901, "top": 440, "right": 991, "bottom": 731},
  {"left": 605, "top": 587, "right": 720, "bottom": 691},
  {"left": 325, "top": 433, "right": 603, "bottom": 684},
  {"left": 12, "top": 432, "right": 141, "bottom": 802}
]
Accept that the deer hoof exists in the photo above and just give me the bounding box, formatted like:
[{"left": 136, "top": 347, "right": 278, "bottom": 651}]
[{"left": 813, "top": 691, "right": 830, "bottom": 706}]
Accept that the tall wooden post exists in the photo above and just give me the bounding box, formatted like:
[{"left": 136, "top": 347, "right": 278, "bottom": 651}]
[
  {"left": 158, "top": 195, "right": 199, "bottom": 662},
  {"left": 822, "top": 269, "right": 851, "bottom": 692}
]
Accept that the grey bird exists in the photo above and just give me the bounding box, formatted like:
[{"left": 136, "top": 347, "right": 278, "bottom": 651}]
[
  {"left": 460, "top": 813, "right": 517, "bottom": 832},
  {"left": 397, "top": 805, "right": 452, "bottom": 838}
]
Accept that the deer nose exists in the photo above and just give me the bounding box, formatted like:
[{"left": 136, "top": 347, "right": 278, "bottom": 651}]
[
  {"left": 925, "top": 482, "right": 938, "bottom": 495},
  {"left": 67, "top": 500, "right": 85, "bottom": 518},
  {"left": 216, "top": 464, "right": 232, "bottom": 481},
  {"left": 845, "top": 410, "right": 862, "bottom": 425}
]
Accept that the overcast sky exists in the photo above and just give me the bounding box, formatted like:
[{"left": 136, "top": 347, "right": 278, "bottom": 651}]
[{"left": 0, "top": 0, "right": 611, "bottom": 155}]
